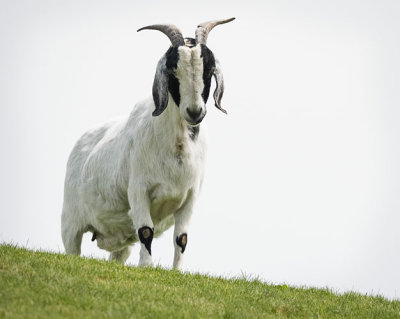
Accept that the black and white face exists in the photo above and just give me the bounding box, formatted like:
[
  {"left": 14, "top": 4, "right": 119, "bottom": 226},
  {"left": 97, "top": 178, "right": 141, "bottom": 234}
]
[
  {"left": 164, "top": 42, "right": 216, "bottom": 126},
  {"left": 140, "top": 19, "right": 233, "bottom": 120}
]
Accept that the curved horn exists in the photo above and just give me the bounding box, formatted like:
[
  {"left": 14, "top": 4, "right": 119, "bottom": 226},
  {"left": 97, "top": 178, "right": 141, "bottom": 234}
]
[
  {"left": 137, "top": 24, "right": 185, "bottom": 47},
  {"left": 195, "top": 17, "right": 235, "bottom": 45}
]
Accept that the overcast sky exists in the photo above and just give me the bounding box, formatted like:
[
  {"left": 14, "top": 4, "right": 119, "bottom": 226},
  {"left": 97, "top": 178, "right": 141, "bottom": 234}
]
[{"left": 1, "top": 0, "right": 399, "bottom": 299}]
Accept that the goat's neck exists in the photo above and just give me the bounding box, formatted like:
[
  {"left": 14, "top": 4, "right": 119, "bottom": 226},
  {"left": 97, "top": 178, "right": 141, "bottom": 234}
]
[{"left": 153, "top": 98, "right": 194, "bottom": 149}]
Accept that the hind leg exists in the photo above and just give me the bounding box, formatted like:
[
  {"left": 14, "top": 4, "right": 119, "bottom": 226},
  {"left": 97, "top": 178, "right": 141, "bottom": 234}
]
[
  {"left": 109, "top": 246, "right": 132, "bottom": 263},
  {"left": 61, "top": 211, "right": 84, "bottom": 255},
  {"left": 62, "top": 227, "right": 84, "bottom": 255}
]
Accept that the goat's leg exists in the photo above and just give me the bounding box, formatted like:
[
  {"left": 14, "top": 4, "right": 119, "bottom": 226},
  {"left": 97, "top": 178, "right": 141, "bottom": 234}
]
[
  {"left": 173, "top": 190, "right": 196, "bottom": 269},
  {"left": 61, "top": 210, "right": 84, "bottom": 255},
  {"left": 62, "top": 231, "right": 83, "bottom": 255},
  {"left": 109, "top": 246, "right": 132, "bottom": 263},
  {"left": 61, "top": 225, "right": 83, "bottom": 255},
  {"left": 128, "top": 189, "right": 154, "bottom": 267}
]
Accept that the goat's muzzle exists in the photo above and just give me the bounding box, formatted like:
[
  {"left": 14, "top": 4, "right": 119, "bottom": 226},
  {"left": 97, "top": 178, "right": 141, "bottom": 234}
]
[{"left": 185, "top": 107, "right": 206, "bottom": 126}]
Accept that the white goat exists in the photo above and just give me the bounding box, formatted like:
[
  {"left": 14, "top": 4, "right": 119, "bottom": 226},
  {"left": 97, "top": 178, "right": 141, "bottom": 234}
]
[{"left": 61, "top": 18, "right": 234, "bottom": 268}]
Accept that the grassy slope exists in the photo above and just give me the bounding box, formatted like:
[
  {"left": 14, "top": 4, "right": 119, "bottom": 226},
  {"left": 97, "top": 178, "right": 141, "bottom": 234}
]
[{"left": 0, "top": 245, "right": 399, "bottom": 319}]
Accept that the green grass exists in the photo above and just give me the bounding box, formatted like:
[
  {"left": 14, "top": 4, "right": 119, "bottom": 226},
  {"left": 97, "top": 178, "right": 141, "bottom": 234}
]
[{"left": 0, "top": 244, "right": 399, "bottom": 319}]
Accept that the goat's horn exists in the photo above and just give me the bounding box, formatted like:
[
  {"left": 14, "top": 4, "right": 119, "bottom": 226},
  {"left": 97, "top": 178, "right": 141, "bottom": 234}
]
[
  {"left": 137, "top": 24, "right": 185, "bottom": 47},
  {"left": 195, "top": 17, "right": 235, "bottom": 45}
]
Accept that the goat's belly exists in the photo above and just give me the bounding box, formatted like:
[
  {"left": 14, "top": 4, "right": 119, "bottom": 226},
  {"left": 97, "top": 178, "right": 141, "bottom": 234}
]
[
  {"left": 93, "top": 201, "right": 177, "bottom": 250},
  {"left": 91, "top": 198, "right": 179, "bottom": 251},
  {"left": 91, "top": 185, "right": 190, "bottom": 249},
  {"left": 92, "top": 210, "right": 136, "bottom": 252},
  {"left": 95, "top": 231, "right": 136, "bottom": 252}
]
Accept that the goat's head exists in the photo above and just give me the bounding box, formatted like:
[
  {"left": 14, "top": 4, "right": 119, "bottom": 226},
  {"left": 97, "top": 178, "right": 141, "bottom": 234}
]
[{"left": 138, "top": 18, "right": 235, "bottom": 126}]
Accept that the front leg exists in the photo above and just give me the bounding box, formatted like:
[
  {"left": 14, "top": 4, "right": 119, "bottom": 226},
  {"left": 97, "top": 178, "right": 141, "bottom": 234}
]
[
  {"left": 128, "top": 187, "right": 154, "bottom": 267},
  {"left": 173, "top": 189, "right": 196, "bottom": 269}
]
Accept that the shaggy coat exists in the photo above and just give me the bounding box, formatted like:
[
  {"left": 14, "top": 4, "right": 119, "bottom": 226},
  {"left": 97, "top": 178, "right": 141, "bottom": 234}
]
[{"left": 61, "top": 20, "right": 232, "bottom": 268}]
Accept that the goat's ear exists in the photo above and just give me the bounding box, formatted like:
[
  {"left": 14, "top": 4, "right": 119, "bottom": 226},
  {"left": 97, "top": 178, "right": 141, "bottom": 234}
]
[
  {"left": 213, "top": 59, "right": 227, "bottom": 114},
  {"left": 152, "top": 57, "right": 169, "bottom": 116}
]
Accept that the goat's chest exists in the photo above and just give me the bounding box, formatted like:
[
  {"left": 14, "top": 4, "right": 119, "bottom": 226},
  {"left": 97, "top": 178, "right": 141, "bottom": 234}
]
[
  {"left": 148, "top": 136, "right": 204, "bottom": 221},
  {"left": 148, "top": 184, "right": 188, "bottom": 224},
  {"left": 158, "top": 135, "right": 204, "bottom": 184}
]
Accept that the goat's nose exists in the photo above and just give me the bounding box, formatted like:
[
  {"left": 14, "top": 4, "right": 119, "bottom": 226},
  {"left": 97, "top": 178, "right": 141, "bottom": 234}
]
[{"left": 186, "top": 108, "right": 203, "bottom": 122}]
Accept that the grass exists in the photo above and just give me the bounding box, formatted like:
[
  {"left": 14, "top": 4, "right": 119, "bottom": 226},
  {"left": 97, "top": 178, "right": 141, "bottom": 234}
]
[{"left": 0, "top": 244, "right": 399, "bottom": 318}]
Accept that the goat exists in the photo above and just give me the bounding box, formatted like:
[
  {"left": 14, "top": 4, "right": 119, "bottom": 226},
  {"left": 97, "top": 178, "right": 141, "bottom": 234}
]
[{"left": 61, "top": 18, "right": 234, "bottom": 269}]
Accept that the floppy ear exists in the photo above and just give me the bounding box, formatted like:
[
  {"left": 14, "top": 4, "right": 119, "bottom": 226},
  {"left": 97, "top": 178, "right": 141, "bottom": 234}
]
[
  {"left": 213, "top": 59, "right": 227, "bottom": 114},
  {"left": 152, "top": 56, "right": 169, "bottom": 116}
]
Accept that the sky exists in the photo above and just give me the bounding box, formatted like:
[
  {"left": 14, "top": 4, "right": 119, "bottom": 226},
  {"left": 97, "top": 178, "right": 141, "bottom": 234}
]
[{"left": 1, "top": 0, "right": 399, "bottom": 299}]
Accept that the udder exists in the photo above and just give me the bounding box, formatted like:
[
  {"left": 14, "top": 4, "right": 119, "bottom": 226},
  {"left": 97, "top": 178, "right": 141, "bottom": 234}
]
[{"left": 95, "top": 231, "right": 136, "bottom": 252}]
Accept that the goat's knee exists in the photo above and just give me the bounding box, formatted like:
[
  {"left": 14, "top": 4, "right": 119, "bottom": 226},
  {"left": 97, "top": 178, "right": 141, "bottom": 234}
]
[
  {"left": 173, "top": 232, "right": 188, "bottom": 269},
  {"left": 176, "top": 233, "right": 187, "bottom": 253},
  {"left": 138, "top": 226, "right": 154, "bottom": 266}
]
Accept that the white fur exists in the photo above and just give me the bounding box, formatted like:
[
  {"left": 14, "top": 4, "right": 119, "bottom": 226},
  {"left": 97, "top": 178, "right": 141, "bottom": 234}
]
[
  {"left": 62, "top": 45, "right": 207, "bottom": 269},
  {"left": 177, "top": 46, "right": 206, "bottom": 123}
]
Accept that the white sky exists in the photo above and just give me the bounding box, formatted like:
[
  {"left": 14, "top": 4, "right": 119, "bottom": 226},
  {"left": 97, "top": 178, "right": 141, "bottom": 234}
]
[{"left": 1, "top": 0, "right": 399, "bottom": 299}]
